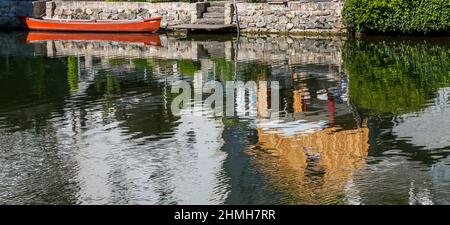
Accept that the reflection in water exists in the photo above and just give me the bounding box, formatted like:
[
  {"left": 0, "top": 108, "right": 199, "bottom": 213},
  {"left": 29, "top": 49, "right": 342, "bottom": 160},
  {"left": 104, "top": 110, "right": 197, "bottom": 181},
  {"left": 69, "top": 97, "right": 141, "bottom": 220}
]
[
  {"left": 249, "top": 57, "right": 369, "bottom": 204},
  {"left": 251, "top": 126, "right": 369, "bottom": 204},
  {"left": 1, "top": 32, "right": 450, "bottom": 204},
  {"left": 25, "top": 31, "right": 161, "bottom": 46}
]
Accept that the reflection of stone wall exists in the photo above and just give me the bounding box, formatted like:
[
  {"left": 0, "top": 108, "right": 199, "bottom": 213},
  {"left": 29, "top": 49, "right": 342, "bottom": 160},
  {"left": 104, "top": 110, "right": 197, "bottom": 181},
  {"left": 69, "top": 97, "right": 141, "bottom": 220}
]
[
  {"left": 45, "top": 35, "right": 206, "bottom": 61},
  {"left": 0, "top": 32, "right": 46, "bottom": 56},
  {"left": 238, "top": 35, "right": 344, "bottom": 66},
  {"left": 39, "top": 34, "right": 344, "bottom": 67},
  {"left": 236, "top": 1, "right": 345, "bottom": 34}
]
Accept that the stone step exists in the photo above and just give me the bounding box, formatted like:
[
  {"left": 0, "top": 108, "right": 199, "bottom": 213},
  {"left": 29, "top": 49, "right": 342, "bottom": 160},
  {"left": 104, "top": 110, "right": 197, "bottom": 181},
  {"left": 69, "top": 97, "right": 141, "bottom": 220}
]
[
  {"left": 202, "top": 12, "right": 224, "bottom": 19},
  {"left": 206, "top": 6, "right": 225, "bottom": 13},
  {"left": 196, "top": 18, "right": 225, "bottom": 25},
  {"left": 209, "top": 2, "right": 226, "bottom": 7}
]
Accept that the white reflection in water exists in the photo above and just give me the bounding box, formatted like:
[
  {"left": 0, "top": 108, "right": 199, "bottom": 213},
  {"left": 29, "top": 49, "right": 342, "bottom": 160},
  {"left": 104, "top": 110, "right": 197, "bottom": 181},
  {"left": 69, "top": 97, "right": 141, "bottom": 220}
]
[
  {"left": 56, "top": 77, "right": 228, "bottom": 204},
  {"left": 393, "top": 87, "right": 450, "bottom": 150}
]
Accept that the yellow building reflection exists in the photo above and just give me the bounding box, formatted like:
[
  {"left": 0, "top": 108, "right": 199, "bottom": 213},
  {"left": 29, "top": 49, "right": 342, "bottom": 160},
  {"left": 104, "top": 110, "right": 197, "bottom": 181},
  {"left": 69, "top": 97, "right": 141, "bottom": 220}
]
[{"left": 249, "top": 78, "right": 369, "bottom": 204}]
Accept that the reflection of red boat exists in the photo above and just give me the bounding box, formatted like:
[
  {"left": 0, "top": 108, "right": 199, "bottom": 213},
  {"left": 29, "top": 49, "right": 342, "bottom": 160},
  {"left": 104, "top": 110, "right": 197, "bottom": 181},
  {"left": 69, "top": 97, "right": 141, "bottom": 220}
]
[
  {"left": 25, "top": 31, "right": 161, "bottom": 46},
  {"left": 19, "top": 16, "right": 161, "bottom": 33}
]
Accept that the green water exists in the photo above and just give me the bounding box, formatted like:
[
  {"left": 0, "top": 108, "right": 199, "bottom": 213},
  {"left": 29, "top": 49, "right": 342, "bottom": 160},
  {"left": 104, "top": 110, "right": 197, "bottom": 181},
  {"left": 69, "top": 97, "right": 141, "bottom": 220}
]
[{"left": 1, "top": 32, "right": 450, "bottom": 204}]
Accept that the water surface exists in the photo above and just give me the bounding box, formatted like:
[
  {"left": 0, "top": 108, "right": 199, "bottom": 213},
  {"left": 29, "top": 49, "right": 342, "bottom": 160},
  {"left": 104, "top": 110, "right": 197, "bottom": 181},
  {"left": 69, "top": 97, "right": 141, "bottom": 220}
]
[{"left": 1, "top": 32, "right": 450, "bottom": 204}]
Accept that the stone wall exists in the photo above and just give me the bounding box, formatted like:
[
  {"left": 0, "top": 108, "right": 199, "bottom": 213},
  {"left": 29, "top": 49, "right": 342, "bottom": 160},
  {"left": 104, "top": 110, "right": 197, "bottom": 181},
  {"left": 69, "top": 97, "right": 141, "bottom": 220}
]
[
  {"left": 1, "top": 0, "right": 346, "bottom": 34},
  {"left": 0, "top": 1, "right": 47, "bottom": 29},
  {"left": 236, "top": 1, "right": 345, "bottom": 34},
  {"left": 46, "top": 1, "right": 192, "bottom": 29}
]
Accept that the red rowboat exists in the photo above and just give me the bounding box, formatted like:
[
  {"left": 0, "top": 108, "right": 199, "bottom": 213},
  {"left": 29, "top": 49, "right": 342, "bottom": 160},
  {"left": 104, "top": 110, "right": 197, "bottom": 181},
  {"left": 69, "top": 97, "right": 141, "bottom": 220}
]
[
  {"left": 19, "top": 16, "right": 162, "bottom": 33},
  {"left": 25, "top": 31, "right": 161, "bottom": 46}
]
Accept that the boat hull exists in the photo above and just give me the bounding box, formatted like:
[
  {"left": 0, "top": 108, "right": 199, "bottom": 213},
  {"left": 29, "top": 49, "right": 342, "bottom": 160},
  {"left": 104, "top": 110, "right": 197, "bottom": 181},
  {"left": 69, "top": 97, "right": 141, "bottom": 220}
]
[{"left": 20, "top": 16, "right": 162, "bottom": 33}]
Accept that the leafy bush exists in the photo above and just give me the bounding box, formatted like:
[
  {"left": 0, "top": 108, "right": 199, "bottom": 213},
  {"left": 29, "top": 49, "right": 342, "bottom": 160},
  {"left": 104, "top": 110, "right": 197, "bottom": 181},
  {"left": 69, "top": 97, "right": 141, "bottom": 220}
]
[{"left": 343, "top": 0, "right": 450, "bottom": 34}]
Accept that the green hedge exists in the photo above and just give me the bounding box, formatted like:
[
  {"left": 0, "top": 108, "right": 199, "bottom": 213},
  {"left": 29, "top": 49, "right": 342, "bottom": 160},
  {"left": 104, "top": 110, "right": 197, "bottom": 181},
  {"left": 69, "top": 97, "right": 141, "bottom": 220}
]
[{"left": 343, "top": 0, "right": 450, "bottom": 34}]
